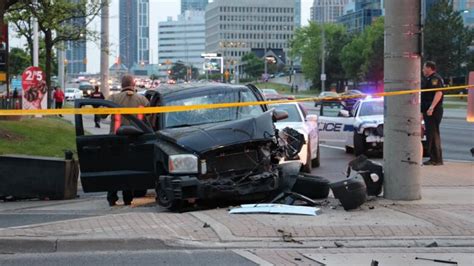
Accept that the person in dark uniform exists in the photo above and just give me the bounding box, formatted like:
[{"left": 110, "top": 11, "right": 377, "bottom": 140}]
[
  {"left": 421, "top": 61, "right": 444, "bottom": 166},
  {"left": 90, "top": 86, "right": 104, "bottom": 128}
]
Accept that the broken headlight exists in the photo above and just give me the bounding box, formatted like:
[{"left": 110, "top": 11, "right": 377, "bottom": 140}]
[{"left": 168, "top": 154, "right": 198, "bottom": 174}]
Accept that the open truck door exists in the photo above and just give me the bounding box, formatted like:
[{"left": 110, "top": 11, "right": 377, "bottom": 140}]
[{"left": 74, "top": 99, "right": 156, "bottom": 192}]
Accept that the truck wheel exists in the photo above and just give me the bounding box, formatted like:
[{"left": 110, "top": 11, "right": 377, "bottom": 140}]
[
  {"left": 156, "top": 185, "right": 183, "bottom": 212},
  {"left": 311, "top": 143, "right": 320, "bottom": 168},
  {"left": 133, "top": 190, "right": 147, "bottom": 198},
  {"left": 301, "top": 142, "right": 312, "bottom": 173},
  {"left": 354, "top": 133, "right": 366, "bottom": 156}
]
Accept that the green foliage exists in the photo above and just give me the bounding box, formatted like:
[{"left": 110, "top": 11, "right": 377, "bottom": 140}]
[
  {"left": 170, "top": 61, "right": 199, "bottom": 80},
  {"left": 424, "top": 0, "right": 473, "bottom": 77},
  {"left": 8, "top": 47, "right": 29, "bottom": 76},
  {"left": 0, "top": 118, "right": 76, "bottom": 158},
  {"left": 290, "top": 22, "right": 350, "bottom": 90},
  {"left": 241, "top": 53, "right": 264, "bottom": 79},
  {"left": 340, "top": 17, "right": 384, "bottom": 84}
]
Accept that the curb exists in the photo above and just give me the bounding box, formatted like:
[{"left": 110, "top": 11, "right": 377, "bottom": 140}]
[{"left": 1, "top": 236, "right": 473, "bottom": 254}]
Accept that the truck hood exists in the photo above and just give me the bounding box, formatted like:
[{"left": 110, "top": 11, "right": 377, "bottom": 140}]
[{"left": 158, "top": 111, "right": 276, "bottom": 153}]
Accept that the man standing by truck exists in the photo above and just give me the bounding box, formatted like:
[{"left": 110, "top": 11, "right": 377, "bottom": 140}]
[{"left": 106, "top": 74, "right": 149, "bottom": 206}]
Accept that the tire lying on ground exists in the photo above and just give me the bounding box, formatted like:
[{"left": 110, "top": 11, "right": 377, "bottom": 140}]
[{"left": 291, "top": 174, "right": 330, "bottom": 199}]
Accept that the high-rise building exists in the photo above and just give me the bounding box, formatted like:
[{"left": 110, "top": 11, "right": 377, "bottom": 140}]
[
  {"left": 205, "top": 0, "right": 295, "bottom": 64},
  {"left": 453, "top": 0, "right": 474, "bottom": 27},
  {"left": 65, "top": 0, "right": 86, "bottom": 74},
  {"left": 158, "top": 11, "right": 206, "bottom": 69},
  {"left": 338, "top": 0, "right": 383, "bottom": 32},
  {"left": 119, "top": 0, "right": 150, "bottom": 70},
  {"left": 311, "top": 0, "right": 350, "bottom": 23},
  {"left": 181, "top": 0, "right": 208, "bottom": 14},
  {"left": 294, "top": 0, "right": 302, "bottom": 27}
]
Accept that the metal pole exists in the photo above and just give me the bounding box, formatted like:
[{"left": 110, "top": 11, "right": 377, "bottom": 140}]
[
  {"left": 100, "top": 0, "right": 110, "bottom": 97},
  {"left": 321, "top": 3, "right": 326, "bottom": 91},
  {"left": 383, "top": 0, "right": 422, "bottom": 200},
  {"left": 32, "top": 0, "right": 39, "bottom": 67},
  {"left": 58, "top": 44, "right": 65, "bottom": 89},
  {"left": 264, "top": 18, "right": 268, "bottom": 79}
]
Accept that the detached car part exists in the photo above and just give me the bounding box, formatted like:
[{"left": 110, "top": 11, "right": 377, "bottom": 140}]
[
  {"left": 347, "top": 155, "right": 384, "bottom": 197},
  {"left": 330, "top": 176, "right": 367, "bottom": 211}
]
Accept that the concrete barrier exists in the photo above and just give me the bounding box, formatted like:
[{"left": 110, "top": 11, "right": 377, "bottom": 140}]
[{"left": 0, "top": 155, "right": 79, "bottom": 200}]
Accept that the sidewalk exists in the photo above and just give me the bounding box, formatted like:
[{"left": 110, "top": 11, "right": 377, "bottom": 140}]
[{"left": 0, "top": 162, "right": 472, "bottom": 255}]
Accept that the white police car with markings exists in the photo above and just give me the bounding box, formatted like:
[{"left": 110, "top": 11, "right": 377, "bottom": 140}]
[
  {"left": 318, "top": 97, "right": 384, "bottom": 155},
  {"left": 318, "top": 97, "right": 427, "bottom": 156}
]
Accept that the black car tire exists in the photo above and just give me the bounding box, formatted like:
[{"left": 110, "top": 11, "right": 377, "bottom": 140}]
[
  {"left": 311, "top": 143, "right": 320, "bottom": 168},
  {"left": 156, "top": 185, "right": 183, "bottom": 211},
  {"left": 302, "top": 142, "right": 312, "bottom": 173},
  {"left": 292, "top": 174, "right": 330, "bottom": 199},
  {"left": 354, "top": 133, "right": 366, "bottom": 156},
  {"left": 345, "top": 145, "right": 354, "bottom": 154},
  {"left": 133, "top": 190, "right": 147, "bottom": 198}
]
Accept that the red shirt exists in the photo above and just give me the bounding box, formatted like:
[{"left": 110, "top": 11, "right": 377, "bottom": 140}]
[{"left": 53, "top": 90, "right": 65, "bottom": 102}]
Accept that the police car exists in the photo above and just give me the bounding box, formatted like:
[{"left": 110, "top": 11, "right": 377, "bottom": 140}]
[
  {"left": 318, "top": 97, "right": 384, "bottom": 155},
  {"left": 271, "top": 103, "right": 320, "bottom": 172},
  {"left": 318, "top": 97, "right": 427, "bottom": 156}
]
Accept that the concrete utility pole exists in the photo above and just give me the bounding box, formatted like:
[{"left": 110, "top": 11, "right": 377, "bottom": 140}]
[
  {"left": 58, "top": 45, "right": 65, "bottom": 89},
  {"left": 100, "top": 0, "right": 110, "bottom": 97},
  {"left": 383, "top": 0, "right": 422, "bottom": 200}
]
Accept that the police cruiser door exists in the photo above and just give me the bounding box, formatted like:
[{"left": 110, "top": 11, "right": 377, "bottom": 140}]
[{"left": 318, "top": 101, "right": 354, "bottom": 146}]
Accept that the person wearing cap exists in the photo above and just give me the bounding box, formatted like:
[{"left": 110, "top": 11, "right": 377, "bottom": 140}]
[{"left": 106, "top": 74, "right": 149, "bottom": 206}]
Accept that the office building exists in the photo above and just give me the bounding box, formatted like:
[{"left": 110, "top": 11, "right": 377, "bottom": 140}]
[
  {"left": 453, "top": 0, "right": 474, "bottom": 27},
  {"left": 295, "top": 0, "right": 302, "bottom": 27},
  {"left": 205, "top": 0, "right": 295, "bottom": 64},
  {"left": 119, "top": 0, "right": 150, "bottom": 70},
  {"left": 64, "top": 0, "right": 86, "bottom": 74},
  {"left": 181, "top": 0, "right": 208, "bottom": 13},
  {"left": 311, "top": 0, "right": 350, "bottom": 23},
  {"left": 158, "top": 11, "right": 206, "bottom": 70},
  {"left": 338, "top": 0, "right": 383, "bottom": 32}
]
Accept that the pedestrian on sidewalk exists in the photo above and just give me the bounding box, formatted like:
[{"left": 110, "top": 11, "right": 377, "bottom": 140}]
[
  {"left": 90, "top": 85, "right": 104, "bottom": 128},
  {"left": 53, "top": 86, "right": 65, "bottom": 117},
  {"left": 105, "top": 74, "right": 149, "bottom": 206},
  {"left": 421, "top": 61, "right": 444, "bottom": 166}
]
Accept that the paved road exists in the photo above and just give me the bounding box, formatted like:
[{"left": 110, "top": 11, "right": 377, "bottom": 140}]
[{"left": 0, "top": 250, "right": 256, "bottom": 266}]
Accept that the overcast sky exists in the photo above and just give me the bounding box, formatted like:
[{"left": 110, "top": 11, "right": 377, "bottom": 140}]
[{"left": 10, "top": 0, "right": 313, "bottom": 73}]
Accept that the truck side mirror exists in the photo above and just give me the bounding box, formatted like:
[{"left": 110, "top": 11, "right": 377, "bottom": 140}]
[{"left": 116, "top": 126, "right": 144, "bottom": 136}]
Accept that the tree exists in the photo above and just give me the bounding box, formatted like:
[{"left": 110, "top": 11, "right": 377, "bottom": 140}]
[
  {"left": 0, "top": 0, "right": 19, "bottom": 24},
  {"left": 8, "top": 47, "right": 29, "bottom": 76},
  {"left": 340, "top": 17, "right": 384, "bottom": 88},
  {"left": 241, "top": 52, "right": 264, "bottom": 80},
  {"left": 424, "top": 0, "right": 473, "bottom": 78},
  {"left": 290, "top": 22, "right": 350, "bottom": 91},
  {"left": 7, "top": 0, "right": 103, "bottom": 107},
  {"left": 170, "top": 61, "right": 198, "bottom": 81}
]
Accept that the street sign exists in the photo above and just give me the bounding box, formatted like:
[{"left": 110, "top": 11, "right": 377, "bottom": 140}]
[
  {"left": 22, "top": 66, "right": 47, "bottom": 110},
  {"left": 321, "top": 74, "right": 327, "bottom": 81}
]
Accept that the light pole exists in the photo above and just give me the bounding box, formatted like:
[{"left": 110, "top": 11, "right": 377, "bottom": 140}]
[
  {"left": 100, "top": 0, "right": 110, "bottom": 97},
  {"left": 321, "top": 2, "right": 326, "bottom": 91}
]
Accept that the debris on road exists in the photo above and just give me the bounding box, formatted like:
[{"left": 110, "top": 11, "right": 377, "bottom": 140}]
[
  {"left": 425, "top": 241, "right": 439, "bottom": 247},
  {"left": 270, "top": 191, "right": 317, "bottom": 206},
  {"left": 291, "top": 174, "right": 330, "bottom": 199},
  {"left": 229, "top": 204, "right": 321, "bottom": 216},
  {"left": 347, "top": 155, "right": 384, "bottom": 197},
  {"left": 334, "top": 241, "right": 344, "bottom": 248},
  {"left": 202, "top": 223, "right": 211, "bottom": 228},
  {"left": 277, "top": 229, "right": 303, "bottom": 244},
  {"left": 371, "top": 260, "right": 379, "bottom": 266},
  {"left": 330, "top": 175, "right": 367, "bottom": 211},
  {"left": 415, "top": 257, "right": 458, "bottom": 264}
]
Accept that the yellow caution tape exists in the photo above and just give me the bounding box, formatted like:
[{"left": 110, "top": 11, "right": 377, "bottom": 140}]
[{"left": 0, "top": 85, "right": 472, "bottom": 116}]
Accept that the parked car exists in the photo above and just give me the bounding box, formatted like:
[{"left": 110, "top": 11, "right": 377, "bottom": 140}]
[
  {"left": 261, "top": 88, "right": 295, "bottom": 101},
  {"left": 74, "top": 84, "right": 304, "bottom": 211},
  {"left": 65, "top": 88, "right": 83, "bottom": 101},
  {"left": 271, "top": 103, "right": 320, "bottom": 172},
  {"left": 318, "top": 97, "right": 427, "bottom": 156}
]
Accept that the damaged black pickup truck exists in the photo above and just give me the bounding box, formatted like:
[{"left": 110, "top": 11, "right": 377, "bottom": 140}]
[{"left": 75, "top": 84, "right": 304, "bottom": 210}]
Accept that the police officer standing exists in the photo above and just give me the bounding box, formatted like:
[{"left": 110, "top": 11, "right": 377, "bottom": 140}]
[
  {"left": 106, "top": 74, "right": 149, "bottom": 206},
  {"left": 421, "top": 61, "right": 444, "bottom": 166},
  {"left": 90, "top": 85, "right": 104, "bottom": 128}
]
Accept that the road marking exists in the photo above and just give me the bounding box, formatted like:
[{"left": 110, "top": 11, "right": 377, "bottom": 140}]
[{"left": 320, "top": 144, "right": 346, "bottom": 151}]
